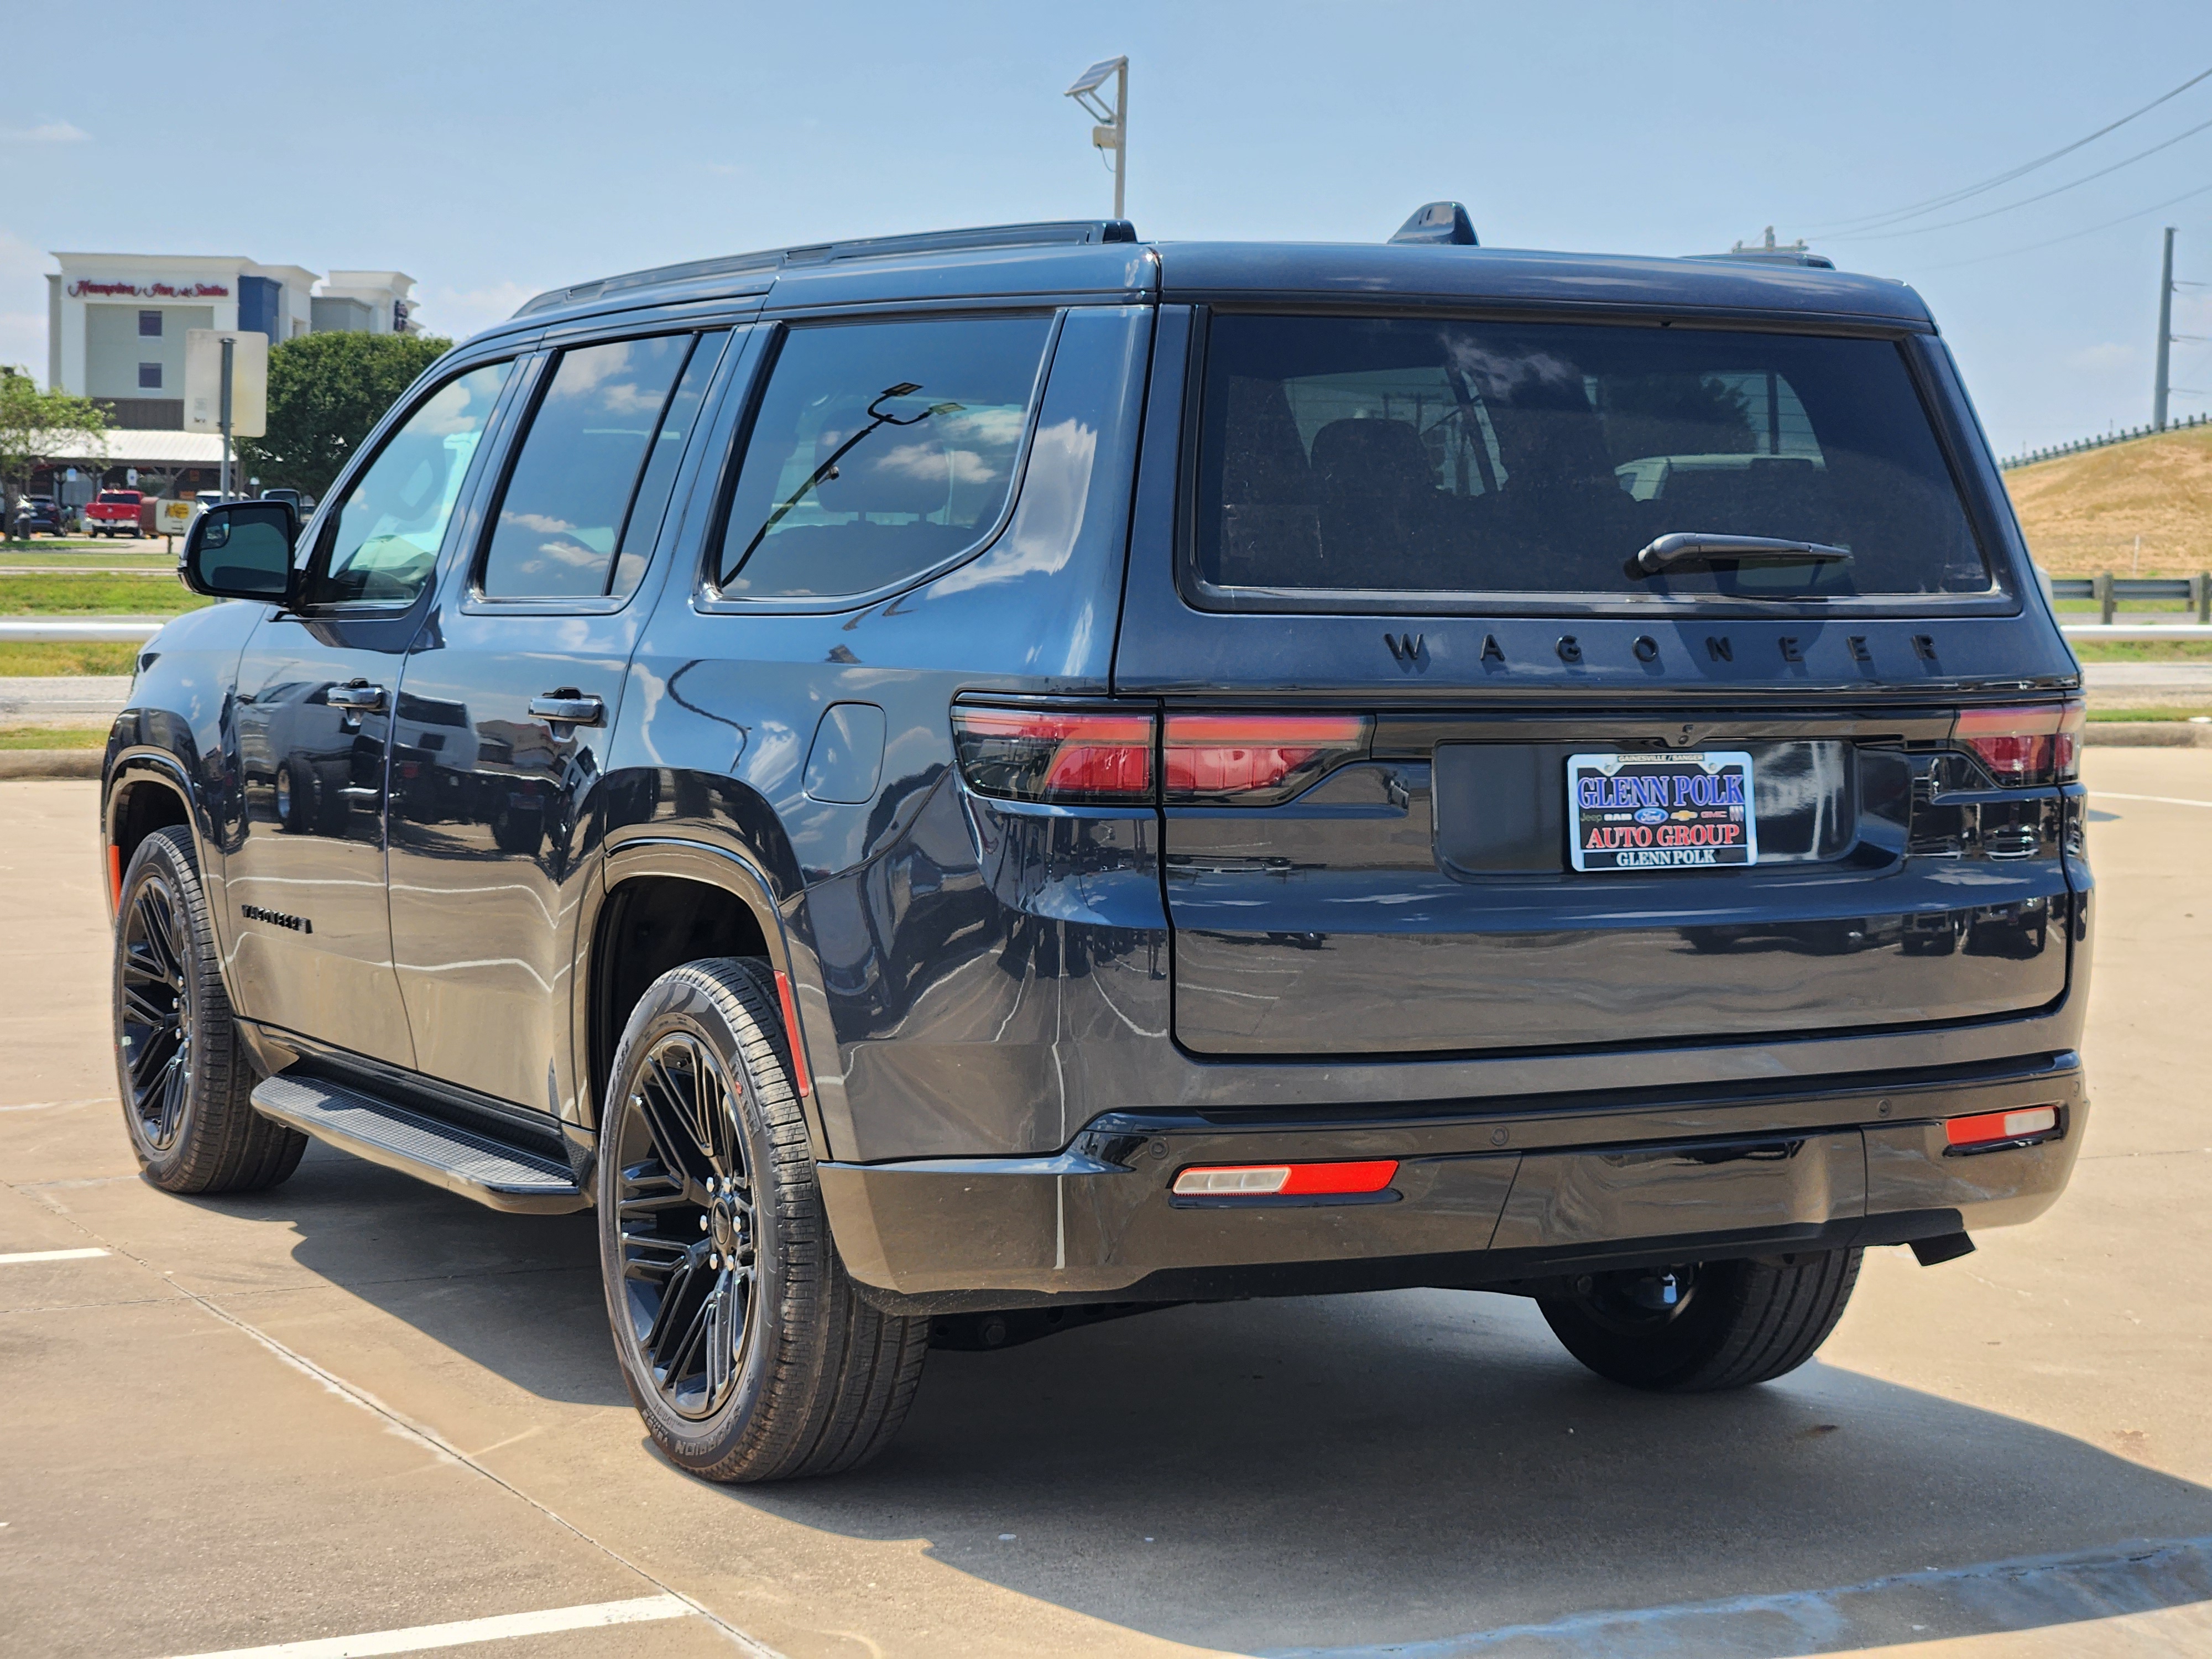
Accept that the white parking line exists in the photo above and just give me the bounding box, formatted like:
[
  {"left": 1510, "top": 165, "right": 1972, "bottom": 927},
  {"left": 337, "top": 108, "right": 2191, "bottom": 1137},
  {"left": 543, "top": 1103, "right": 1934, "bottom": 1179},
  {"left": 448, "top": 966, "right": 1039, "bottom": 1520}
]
[
  {"left": 161, "top": 1593, "right": 695, "bottom": 1658},
  {"left": 2093, "top": 791, "right": 2212, "bottom": 809},
  {"left": 0, "top": 1247, "right": 108, "bottom": 1265}
]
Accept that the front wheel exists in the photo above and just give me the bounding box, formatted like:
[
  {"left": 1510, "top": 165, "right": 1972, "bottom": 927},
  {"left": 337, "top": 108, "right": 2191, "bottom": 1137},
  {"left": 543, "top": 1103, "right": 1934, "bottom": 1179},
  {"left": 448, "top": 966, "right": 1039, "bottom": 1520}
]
[
  {"left": 113, "top": 828, "right": 307, "bottom": 1193},
  {"left": 597, "top": 957, "right": 928, "bottom": 1482},
  {"left": 1537, "top": 1249, "right": 1861, "bottom": 1392}
]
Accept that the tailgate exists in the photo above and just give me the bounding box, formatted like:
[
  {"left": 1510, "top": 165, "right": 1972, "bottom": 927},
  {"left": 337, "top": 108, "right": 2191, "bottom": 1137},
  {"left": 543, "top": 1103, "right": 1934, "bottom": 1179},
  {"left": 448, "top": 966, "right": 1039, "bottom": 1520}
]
[{"left": 1166, "top": 708, "right": 2072, "bottom": 1057}]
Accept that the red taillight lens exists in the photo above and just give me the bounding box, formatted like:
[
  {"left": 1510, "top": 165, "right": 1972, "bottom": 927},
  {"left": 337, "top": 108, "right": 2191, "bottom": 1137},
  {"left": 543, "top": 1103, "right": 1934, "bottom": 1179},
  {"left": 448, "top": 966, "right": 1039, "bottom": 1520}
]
[
  {"left": 1162, "top": 713, "right": 1373, "bottom": 805},
  {"left": 952, "top": 706, "right": 1155, "bottom": 804},
  {"left": 1953, "top": 701, "right": 2084, "bottom": 786},
  {"left": 1945, "top": 1105, "right": 2059, "bottom": 1151},
  {"left": 1172, "top": 1159, "right": 1400, "bottom": 1197}
]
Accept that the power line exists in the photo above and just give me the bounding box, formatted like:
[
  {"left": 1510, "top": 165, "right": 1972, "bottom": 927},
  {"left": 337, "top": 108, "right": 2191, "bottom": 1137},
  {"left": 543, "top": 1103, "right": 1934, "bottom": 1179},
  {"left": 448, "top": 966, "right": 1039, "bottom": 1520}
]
[
  {"left": 1905, "top": 177, "right": 2212, "bottom": 273},
  {"left": 1806, "top": 62, "right": 2212, "bottom": 236},
  {"left": 1833, "top": 109, "right": 2212, "bottom": 242}
]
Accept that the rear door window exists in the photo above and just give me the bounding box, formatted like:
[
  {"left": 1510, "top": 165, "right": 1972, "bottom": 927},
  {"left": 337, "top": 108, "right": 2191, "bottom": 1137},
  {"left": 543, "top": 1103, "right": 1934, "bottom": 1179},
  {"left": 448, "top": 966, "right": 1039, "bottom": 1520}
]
[
  {"left": 712, "top": 315, "right": 1053, "bottom": 601},
  {"left": 1194, "top": 315, "right": 1989, "bottom": 602},
  {"left": 480, "top": 333, "right": 722, "bottom": 601}
]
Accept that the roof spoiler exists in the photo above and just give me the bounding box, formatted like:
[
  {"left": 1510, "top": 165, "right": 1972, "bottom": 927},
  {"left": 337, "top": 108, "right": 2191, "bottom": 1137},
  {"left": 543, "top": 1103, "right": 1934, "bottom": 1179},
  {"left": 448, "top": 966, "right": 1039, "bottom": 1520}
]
[
  {"left": 514, "top": 218, "right": 1141, "bottom": 319},
  {"left": 1388, "top": 201, "right": 1478, "bottom": 247}
]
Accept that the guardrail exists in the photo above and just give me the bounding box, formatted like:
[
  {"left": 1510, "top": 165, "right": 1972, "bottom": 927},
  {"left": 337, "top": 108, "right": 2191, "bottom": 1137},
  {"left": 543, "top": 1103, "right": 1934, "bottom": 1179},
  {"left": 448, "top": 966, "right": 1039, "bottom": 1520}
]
[
  {"left": 0, "top": 617, "right": 169, "bottom": 644},
  {"left": 2001, "top": 411, "right": 2209, "bottom": 470},
  {"left": 2049, "top": 574, "right": 2212, "bottom": 624}
]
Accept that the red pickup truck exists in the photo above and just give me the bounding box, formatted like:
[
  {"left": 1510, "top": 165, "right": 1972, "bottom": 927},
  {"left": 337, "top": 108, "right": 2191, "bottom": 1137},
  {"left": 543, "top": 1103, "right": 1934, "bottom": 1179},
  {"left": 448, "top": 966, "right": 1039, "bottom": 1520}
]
[{"left": 85, "top": 490, "right": 145, "bottom": 538}]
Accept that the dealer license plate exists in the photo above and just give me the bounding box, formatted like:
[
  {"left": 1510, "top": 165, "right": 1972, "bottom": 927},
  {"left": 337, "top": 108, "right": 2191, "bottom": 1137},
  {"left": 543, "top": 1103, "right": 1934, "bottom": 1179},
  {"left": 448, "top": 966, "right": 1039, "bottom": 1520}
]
[{"left": 1567, "top": 751, "right": 1758, "bottom": 873}]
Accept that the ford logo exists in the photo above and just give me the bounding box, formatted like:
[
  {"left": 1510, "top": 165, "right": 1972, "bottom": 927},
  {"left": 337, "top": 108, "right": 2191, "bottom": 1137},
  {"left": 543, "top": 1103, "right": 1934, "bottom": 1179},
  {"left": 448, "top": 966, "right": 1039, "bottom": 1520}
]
[{"left": 1634, "top": 806, "right": 1668, "bottom": 826}]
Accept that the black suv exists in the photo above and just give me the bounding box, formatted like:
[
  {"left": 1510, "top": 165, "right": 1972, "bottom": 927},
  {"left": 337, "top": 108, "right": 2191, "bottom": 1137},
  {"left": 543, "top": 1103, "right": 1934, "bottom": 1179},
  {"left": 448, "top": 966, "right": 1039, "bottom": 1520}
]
[{"left": 106, "top": 210, "right": 2089, "bottom": 1482}]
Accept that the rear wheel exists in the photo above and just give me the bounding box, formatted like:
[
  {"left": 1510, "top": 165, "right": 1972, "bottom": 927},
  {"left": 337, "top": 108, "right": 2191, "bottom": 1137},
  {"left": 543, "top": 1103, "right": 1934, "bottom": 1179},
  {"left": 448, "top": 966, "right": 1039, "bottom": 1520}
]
[
  {"left": 1537, "top": 1249, "right": 1861, "bottom": 1392},
  {"left": 112, "top": 828, "right": 307, "bottom": 1193},
  {"left": 597, "top": 957, "right": 928, "bottom": 1481}
]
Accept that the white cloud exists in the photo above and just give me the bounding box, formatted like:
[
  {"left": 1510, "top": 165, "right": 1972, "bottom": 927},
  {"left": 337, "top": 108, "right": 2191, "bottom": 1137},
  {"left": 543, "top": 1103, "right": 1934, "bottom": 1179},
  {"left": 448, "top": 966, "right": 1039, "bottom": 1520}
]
[
  {"left": 410, "top": 279, "right": 535, "bottom": 342},
  {"left": 1, "top": 121, "right": 88, "bottom": 144},
  {"left": 2064, "top": 343, "right": 2135, "bottom": 373}
]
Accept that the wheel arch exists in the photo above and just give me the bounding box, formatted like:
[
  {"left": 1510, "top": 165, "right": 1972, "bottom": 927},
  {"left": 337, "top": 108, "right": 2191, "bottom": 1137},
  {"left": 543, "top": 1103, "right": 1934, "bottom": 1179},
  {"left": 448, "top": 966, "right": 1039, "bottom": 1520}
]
[
  {"left": 102, "top": 751, "right": 205, "bottom": 922},
  {"left": 581, "top": 836, "right": 837, "bottom": 1163}
]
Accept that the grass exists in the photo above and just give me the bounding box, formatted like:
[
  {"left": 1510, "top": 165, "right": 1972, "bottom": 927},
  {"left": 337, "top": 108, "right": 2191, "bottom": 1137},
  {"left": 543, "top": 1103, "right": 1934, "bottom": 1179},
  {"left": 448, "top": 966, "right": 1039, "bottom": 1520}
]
[
  {"left": 0, "top": 641, "right": 142, "bottom": 676},
  {"left": 2068, "top": 639, "right": 2212, "bottom": 662},
  {"left": 2006, "top": 422, "right": 2212, "bottom": 576},
  {"left": 0, "top": 572, "right": 206, "bottom": 616},
  {"left": 0, "top": 550, "right": 174, "bottom": 570},
  {"left": 2086, "top": 708, "right": 2212, "bottom": 723},
  {"left": 0, "top": 726, "right": 106, "bottom": 750}
]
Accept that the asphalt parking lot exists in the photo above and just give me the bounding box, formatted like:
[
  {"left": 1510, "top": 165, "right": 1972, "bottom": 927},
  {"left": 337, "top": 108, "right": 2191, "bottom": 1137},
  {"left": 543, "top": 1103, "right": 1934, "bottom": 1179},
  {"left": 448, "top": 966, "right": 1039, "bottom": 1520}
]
[{"left": 4, "top": 757, "right": 2210, "bottom": 1659}]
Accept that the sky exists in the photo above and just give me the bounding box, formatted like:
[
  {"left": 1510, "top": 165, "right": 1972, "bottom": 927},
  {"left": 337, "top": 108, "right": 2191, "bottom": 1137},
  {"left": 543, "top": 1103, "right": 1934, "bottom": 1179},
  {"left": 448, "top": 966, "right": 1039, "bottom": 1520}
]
[{"left": 5, "top": 0, "right": 2212, "bottom": 457}]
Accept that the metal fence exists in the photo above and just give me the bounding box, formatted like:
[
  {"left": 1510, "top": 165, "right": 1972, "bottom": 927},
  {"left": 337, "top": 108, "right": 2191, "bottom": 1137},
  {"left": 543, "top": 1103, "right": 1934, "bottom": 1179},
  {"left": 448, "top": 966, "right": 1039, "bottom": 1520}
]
[
  {"left": 2048, "top": 574, "right": 2212, "bottom": 624},
  {"left": 2001, "top": 411, "right": 2209, "bottom": 471}
]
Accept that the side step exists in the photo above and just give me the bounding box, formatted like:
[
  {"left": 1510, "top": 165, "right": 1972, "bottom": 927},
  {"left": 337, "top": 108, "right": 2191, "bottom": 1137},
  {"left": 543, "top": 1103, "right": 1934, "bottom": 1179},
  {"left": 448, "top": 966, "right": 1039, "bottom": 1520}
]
[{"left": 250, "top": 1073, "right": 588, "bottom": 1214}]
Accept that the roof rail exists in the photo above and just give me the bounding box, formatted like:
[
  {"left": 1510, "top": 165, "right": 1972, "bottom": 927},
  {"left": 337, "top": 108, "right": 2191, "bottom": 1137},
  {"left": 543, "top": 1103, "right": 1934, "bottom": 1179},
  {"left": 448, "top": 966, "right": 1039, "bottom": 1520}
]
[{"left": 513, "top": 218, "right": 1141, "bottom": 319}]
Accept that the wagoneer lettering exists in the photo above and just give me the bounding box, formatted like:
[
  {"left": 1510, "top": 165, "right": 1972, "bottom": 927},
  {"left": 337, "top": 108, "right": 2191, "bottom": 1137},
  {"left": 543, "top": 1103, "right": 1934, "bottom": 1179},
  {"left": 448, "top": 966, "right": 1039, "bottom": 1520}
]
[{"left": 105, "top": 206, "right": 2090, "bottom": 1483}]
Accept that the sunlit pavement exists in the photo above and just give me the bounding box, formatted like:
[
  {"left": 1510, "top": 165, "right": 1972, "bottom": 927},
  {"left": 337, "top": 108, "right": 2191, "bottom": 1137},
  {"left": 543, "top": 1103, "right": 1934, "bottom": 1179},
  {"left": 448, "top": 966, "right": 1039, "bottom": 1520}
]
[{"left": 2, "top": 758, "right": 2209, "bottom": 1659}]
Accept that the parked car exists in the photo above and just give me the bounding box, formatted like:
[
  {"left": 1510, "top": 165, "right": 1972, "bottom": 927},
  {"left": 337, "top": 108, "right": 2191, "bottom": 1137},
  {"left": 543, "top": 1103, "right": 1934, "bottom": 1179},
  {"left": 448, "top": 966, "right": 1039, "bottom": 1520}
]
[
  {"left": 86, "top": 489, "right": 144, "bottom": 538},
  {"left": 12, "top": 494, "right": 62, "bottom": 536},
  {"left": 105, "top": 208, "right": 2091, "bottom": 1484},
  {"left": 259, "top": 487, "right": 314, "bottom": 517}
]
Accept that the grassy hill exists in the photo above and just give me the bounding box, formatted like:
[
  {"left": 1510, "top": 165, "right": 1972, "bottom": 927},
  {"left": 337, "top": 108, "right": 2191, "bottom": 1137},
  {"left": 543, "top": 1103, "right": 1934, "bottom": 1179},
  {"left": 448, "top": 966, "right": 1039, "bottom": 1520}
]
[{"left": 2005, "top": 421, "right": 2212, "bottom": 576}]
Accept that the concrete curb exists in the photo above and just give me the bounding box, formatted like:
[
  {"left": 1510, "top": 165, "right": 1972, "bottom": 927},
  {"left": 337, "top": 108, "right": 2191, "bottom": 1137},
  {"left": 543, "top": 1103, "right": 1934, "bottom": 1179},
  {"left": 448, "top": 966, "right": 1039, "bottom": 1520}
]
[
  {"left": 0, "top": 751, "right": 101, "bottom": 780},
  {"left": 2085, "top": 723, "right": 2212, "bottom": 748}
]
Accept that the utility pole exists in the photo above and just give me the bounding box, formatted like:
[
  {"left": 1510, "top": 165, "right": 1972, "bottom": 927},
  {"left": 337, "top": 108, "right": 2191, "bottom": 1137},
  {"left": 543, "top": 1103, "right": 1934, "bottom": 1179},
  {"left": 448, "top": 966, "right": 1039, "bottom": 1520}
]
[
  {"left": 1066, "top": 56, "right": 1128, "bottom": 220},
  {"left": 2154, "top": 227, "right": 2176, "bottom": 431}
]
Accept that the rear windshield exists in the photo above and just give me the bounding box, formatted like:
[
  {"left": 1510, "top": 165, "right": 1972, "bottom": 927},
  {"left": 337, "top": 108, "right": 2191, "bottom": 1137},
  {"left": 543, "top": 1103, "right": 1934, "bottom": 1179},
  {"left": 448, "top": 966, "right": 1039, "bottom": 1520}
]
[{"left": 1193, "top": 315, "right": 1990, "bottom": 602}]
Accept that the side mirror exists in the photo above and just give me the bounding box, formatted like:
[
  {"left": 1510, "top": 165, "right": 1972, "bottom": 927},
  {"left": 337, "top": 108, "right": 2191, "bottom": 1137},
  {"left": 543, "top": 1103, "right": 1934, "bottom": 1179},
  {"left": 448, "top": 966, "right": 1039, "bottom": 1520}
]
[{"left": 181, "top": 500, "right": 298, "bottom": 603}]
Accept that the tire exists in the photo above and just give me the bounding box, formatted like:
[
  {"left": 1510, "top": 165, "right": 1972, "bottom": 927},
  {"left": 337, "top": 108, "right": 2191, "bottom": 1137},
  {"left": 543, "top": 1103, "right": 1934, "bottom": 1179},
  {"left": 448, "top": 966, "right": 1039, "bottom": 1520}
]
[
  {"left": 597, "top": 957, "right": 928, "bottom": 1482},
  {"left": 112, "top": 827, "right": 307, "bottom": 1193},
  {"left": 1537, "top": 1249, "right": 1861, "bottom": 1392}
]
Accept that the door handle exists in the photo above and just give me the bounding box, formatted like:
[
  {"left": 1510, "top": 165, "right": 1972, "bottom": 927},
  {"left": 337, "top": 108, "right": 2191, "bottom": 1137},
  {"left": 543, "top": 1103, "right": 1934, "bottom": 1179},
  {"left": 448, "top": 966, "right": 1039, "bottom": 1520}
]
[
  {"left": 529, "top": 691, "right": 605, "bottom": 727},
  {"left": 326, "top": 681, "right": 386, "bottom": 712}
]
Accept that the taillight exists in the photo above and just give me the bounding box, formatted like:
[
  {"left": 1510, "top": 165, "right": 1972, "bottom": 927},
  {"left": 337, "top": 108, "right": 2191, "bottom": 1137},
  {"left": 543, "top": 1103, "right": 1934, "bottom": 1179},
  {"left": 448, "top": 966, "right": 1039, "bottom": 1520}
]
[
  {"left": 952, "top": 706, "right": 1155, "bottom": 804},
  {"left": 1162, "top": 713, "right": 1372, "bottom": 805},
  {"left": 1952, "top": 701, "right": 2084, "bottom": 786}
]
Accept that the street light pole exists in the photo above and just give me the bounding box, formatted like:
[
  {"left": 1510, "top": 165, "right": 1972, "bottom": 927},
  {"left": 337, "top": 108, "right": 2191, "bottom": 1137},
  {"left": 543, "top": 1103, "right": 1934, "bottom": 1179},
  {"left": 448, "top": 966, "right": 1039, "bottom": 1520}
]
[
  {"left": 218, "top": 335, "right": 234, "bottom": 500},
  {"left": 1066, "top": 56, "right": 1129, "bottom": 221}
]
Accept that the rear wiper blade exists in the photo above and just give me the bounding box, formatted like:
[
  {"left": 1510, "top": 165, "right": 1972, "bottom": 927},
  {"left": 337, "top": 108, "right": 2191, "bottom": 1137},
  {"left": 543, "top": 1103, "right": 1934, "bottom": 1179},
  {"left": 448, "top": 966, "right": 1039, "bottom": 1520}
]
[{"left": 1631, "top": 533, "right": 1853, "bottom": 577}]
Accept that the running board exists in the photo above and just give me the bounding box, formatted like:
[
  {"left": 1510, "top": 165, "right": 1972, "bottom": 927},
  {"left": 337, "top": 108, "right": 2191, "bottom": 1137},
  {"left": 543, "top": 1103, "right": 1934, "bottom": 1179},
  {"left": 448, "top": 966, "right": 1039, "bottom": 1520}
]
[{"left": 249, "top": 1073, "right": 588, "bottom": 1214}]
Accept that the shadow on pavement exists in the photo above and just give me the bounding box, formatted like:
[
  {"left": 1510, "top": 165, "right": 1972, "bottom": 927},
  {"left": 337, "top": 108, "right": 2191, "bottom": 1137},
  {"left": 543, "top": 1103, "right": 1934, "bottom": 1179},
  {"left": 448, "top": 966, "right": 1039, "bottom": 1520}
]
[{"left": 226, "top": 1151, "right": 2212, "bottom": 1656}]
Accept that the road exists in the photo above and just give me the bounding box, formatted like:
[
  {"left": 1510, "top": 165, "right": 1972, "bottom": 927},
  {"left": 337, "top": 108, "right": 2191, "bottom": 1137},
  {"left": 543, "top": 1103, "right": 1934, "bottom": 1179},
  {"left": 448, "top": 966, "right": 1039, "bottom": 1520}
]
[{"left": 2, "top": 758, "right": 2210, "bottom": 1657}]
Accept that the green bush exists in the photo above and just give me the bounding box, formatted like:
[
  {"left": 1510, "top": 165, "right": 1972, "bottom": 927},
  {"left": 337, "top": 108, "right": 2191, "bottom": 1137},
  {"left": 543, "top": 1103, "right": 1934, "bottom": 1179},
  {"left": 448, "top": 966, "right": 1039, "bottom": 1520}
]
[{"left": 237, "top": 332, "right": 451, "bottom": 498}]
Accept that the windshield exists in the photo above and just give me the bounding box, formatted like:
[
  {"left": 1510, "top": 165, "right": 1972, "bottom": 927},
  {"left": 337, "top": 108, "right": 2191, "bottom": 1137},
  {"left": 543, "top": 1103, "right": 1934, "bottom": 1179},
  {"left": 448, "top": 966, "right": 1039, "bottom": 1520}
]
[{"left": 1193, "top": 315, "right": 1990, "bottom": 602}]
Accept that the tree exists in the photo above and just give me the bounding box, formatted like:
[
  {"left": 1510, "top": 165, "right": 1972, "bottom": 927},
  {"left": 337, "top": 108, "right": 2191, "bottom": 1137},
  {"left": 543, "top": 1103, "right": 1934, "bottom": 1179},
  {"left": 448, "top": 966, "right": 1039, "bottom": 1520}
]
[
  {"left": 0, "top": 367, "right": 111, "bottom": 519},
  {"left": 237, "top": 332, "right": 451, "bottom": 498}
]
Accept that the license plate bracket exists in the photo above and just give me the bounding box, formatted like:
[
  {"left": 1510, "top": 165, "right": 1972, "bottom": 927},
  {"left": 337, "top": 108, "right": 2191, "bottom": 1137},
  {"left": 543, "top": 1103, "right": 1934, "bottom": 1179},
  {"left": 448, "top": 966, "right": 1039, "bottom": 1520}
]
[{"left": 1567, "top": 750, "right": 1758, "bottom": 873}]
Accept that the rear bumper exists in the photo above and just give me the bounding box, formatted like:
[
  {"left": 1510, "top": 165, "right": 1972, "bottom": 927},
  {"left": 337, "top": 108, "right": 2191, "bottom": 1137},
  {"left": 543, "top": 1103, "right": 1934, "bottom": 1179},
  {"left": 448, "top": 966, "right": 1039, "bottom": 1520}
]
[{"left": 821, "top": 1052, "right": 2086, "bottom": 1313}]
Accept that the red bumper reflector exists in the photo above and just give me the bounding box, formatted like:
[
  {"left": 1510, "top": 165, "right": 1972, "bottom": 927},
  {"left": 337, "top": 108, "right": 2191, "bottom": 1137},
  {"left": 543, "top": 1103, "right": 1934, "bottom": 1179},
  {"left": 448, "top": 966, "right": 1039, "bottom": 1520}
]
[
  {"left": 1172, "top": 1159, "right": 1399, "bottom": 1197},
  {"left": 108, "top": 844, "right": 123, "bottom": 906},
  {"left": 1945, "top": 1105, "right": 2058, "bottom": 1149},
  {"left": 773, "top": 969, "right": 813, "bottom": 1099}
]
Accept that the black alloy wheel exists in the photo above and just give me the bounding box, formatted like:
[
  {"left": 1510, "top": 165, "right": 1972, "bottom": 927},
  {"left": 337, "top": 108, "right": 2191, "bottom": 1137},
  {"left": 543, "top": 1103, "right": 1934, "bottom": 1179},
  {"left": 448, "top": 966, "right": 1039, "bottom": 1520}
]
[
  {"left": 117, "top": 864, "right": 194, "bottom": 1152},
  {"left": 611, "top": 1031, "right": 758, "bottom": 1421},
  {"left": 111, "top": 827, "right": 306, "bottom": 1193},
  {"left": 597, "top": 958, "right": 929, "bottom": 1481}
]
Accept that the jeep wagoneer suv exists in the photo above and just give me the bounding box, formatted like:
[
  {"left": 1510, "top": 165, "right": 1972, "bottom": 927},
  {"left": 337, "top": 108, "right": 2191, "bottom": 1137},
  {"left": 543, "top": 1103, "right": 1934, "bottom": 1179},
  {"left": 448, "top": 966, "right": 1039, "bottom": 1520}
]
[{"left": 106, "top": 208, "right": 2089, "bottom": 1481}]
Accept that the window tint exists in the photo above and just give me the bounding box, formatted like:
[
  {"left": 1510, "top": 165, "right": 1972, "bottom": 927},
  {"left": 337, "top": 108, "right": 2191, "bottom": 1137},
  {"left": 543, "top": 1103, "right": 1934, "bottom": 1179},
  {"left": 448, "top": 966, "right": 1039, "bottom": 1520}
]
[
  {"left": 611, "top": 331, "right": 727, "bottom": 599},
  {"left": 1196, "top": 316, "right": 1988, "bottom": 601},
  {"left": 715, "top": 315, "right": 1052, "bottom": 599},
  {"left": 310, "top": 361, "right": 512, "bottom": 607},
  {"left": 481, "top": 337, "right": 692, "bottom": 599}
]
